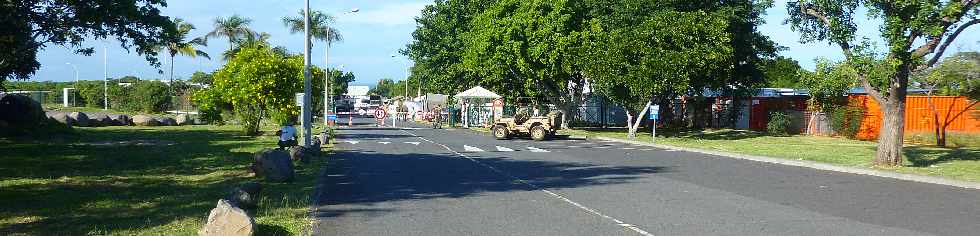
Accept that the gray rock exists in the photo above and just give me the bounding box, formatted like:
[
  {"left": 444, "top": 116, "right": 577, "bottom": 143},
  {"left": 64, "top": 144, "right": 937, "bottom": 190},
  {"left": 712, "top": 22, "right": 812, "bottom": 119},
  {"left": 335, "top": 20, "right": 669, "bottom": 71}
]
[
  {"left": 68, "top": 112, "right": 90, "bottom": 127},
  {"left": 46, "top": 111, "right": 73, "bottom": 127},
  {"left": 175, "top": 114, "right": 193, "bottom": 126},
  {"left": 288, "top": 146, "right": 308, "bottom": 163},
  {"left": 310, "top": 137, "right": 322, "bottom": 156},
  {"left": 132, "top": 115, "right": 160, "bottom": 126},
  {"left": 0, "top": 94, "right": 46, "bottom": 126},
  {"left": 108, "top": 114, "right": 131, "bottom": 126},
  {"left": 251, "top": 149, "right": 294, "bottom": 182},
  {"left": 226, "top": 182, "right": 262, "bottom": 210},
  {"left": 90, "top": 114, "right": 112, "bottom": 127},
  {"left": 198, "top": 199, "right": 255, "bottom": 236},
  {"left": 159, "top": 117, "right": 177, "bottom": 126}
]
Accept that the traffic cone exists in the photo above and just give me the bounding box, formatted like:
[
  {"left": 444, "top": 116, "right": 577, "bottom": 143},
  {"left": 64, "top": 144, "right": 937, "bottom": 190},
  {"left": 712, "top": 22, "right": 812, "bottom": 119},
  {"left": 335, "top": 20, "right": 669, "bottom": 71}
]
[{"left": 348, "top": 114, "right": 353, "bottom": 126}]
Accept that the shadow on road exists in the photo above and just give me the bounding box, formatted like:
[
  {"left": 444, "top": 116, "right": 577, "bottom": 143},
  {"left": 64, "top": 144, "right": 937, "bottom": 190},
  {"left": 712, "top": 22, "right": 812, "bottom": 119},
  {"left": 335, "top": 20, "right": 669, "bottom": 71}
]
[{"left": 315, "top": 149, "right": 668, "bottom": 218}]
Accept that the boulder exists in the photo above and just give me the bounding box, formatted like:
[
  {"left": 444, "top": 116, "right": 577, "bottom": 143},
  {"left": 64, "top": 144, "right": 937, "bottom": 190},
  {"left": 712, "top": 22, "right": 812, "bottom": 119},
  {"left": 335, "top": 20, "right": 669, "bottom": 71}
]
[
  {"left": 198, "top": 199, "right": 255, "bottom": 236},
  {"left": 310, "top": 138, "right": 322, "bottom": 156},
  {"left": 251, "top": 149, "right": 294, "bottom": 182},
  {"left": 175, "top": 114, "right": 193, "bottom": 126},
  {"left": 159, "top": 117, "right": 177, "bottom": 126},
  {"left": 132, "top": 115, "right": 160, "bottom": 126},
  {"left": 225, "top": 182, "right": 262, "bottom": 210},
  {"left": 288, "top": 146, "right": 308, "bottom": 163},
  {"left": 46, "top": 111, "right": 73, "bottom": 127},
  {"left": 90, "top": 114, "right": 113, "bottom": 127},
  {"left": 108, "top": 114, "right": 131, "bottom": 126},
  {"left": 68, "top": 112, "right": 90, "bottom": 127},
  {"left": 0, "top": 94, "right": 46, "bottom": 127}
]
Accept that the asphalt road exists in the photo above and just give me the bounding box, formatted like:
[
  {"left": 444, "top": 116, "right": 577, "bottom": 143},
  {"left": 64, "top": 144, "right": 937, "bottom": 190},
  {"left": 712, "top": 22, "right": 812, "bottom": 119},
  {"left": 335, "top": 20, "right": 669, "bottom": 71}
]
[{"left": 312, "top": 118, "right": 980, "bottom": 236}]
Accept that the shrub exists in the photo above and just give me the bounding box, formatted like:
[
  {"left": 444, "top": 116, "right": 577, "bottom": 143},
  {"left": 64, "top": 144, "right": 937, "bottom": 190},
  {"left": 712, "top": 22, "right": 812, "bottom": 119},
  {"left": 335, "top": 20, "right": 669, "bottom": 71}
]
[
  {"left": 236, "top": 104, "right": 263, "bottom": 136},
  {"left": 767, "top": 111, "right": 792, "bottom": 135},
  {"left": 130, "top": 81, "right": 173, "bottom": 113},
  {"left": 269, "top": 108, "right": 298, "bottom": 127},
  {"left": 75, "top": 81, "right": 106, "bottom": 108},
  {"left": 192, "top": 89, "right": 225, "bottom": 125},
  {"left": 829, "top": 101, "right": 865, "bottom": 138}
]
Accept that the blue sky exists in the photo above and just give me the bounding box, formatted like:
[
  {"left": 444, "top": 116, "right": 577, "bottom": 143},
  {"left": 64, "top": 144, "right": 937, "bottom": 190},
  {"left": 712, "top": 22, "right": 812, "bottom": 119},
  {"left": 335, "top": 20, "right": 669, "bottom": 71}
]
[{"left": 29, "top": 0, "right": 980, "bottom": 86}]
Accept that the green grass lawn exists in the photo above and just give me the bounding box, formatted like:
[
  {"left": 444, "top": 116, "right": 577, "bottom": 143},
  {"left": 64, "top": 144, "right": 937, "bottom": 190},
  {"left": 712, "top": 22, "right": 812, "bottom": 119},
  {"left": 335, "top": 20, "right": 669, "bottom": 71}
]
[
  {"left": 559, "top": 128, "right": 980, "bottom": 183},
  {"left": 0, "top": 124, "right": 326, "bottom": 235}
]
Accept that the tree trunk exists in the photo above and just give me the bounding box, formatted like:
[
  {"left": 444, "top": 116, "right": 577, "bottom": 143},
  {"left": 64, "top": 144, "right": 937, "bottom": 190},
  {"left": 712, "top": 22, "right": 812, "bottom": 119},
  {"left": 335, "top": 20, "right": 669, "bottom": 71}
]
[
  {"left": 627, "top": 101, "right": 652, "bottom": 138},
  {"left": 874, "top": 99, "right": 906, "bottom": 166},
  {"left": 926, "top": 93, "right": 945, "bottom": 147},
  {"left": 626, "top": 111, "right": 636, "bottom": 139}
]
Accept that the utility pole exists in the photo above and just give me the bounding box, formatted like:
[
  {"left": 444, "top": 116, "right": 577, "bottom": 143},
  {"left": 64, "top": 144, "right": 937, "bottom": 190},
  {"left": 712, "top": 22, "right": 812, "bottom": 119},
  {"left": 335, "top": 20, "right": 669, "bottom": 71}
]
[
  {"left": 103, "top": 41, "right": 109, "bottom": 110},
  {"left": 302, "top": 0, "right": 313, "bottom": 147}
]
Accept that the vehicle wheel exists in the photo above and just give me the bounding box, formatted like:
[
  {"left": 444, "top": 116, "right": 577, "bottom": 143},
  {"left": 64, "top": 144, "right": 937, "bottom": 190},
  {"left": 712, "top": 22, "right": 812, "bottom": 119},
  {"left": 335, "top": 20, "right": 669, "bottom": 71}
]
[
  {"left": 493, "top": 125, "right": 510, "bottom": 140},
  {"left": 531, "top": 126, "right": 548, "bottom": 141}
]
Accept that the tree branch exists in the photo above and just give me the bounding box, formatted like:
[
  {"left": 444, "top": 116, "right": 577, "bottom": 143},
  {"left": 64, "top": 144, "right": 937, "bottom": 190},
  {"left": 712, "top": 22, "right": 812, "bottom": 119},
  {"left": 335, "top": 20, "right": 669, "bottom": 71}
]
[
  {"left": 916, "top": 18, "right": 980, "bottom": 72},
  {"left": 800, "top": 5, "right": 853, "bottom": 57}
]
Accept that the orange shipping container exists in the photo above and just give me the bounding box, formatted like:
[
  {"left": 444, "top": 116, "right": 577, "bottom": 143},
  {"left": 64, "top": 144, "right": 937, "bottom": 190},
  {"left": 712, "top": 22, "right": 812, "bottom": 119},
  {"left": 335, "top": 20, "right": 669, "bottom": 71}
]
[{"left": 850, "top": 95, "right": 980, "bottom": 140}]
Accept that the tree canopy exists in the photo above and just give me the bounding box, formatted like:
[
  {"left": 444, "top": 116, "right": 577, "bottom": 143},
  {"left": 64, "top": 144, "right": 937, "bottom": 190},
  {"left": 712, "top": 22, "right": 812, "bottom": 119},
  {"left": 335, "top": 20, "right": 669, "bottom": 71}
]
[{"left": 1, "top": 0, "right": 173, "bottom": 88}]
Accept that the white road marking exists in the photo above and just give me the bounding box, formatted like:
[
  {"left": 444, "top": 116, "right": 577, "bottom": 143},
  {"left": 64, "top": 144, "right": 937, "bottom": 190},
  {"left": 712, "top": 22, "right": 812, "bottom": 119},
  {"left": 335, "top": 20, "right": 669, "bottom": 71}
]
[
  {"left": 463, "top": 145, "right": 485, "bottom": 152},
  {"left": 340, "top": 140, "right": 359, "bottom": 145},
  {"left": 595, "top": 146, "right": 611, "bottom": 149},
  {"left": 496, "top": 146, "right": 515, "bottom": 152},
  {"left": 567, "top": 146, "right": 582, "bottom": 148},
  {"left": 378, "top": 142, "right": 391, "bottom": 144},
  {"left": 404, "top": 142, "right": 421, "bottom": 145},
  {"left": 622, "top": 147, "right": 636, "bottom": 150},
  {"left": 640, "top": 149, "right": 654, "bottom": 151},
  {"left": 527, "top": 147, "right": 550, "bottom": 153},
  {"left": 401, "top": 130, "right": 653, "bottom": 236}
]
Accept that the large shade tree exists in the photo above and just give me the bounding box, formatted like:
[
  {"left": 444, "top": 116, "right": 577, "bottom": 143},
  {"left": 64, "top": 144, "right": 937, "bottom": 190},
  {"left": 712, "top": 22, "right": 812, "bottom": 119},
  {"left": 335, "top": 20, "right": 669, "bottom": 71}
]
[
  {"left": 915, "top": 51, "right": 980, "bottom": 147},
  {"left": 0, "top": 0, "right": 172, "bottom": 90},
  {"left": 581, "top": 10, "right": 733, "bottom": 137},
  {"left": 402, "top": 0, "right": 494, "bottom": 96},
  {"left": 787, "top": 0, "right": 980, "bottom": 166}
]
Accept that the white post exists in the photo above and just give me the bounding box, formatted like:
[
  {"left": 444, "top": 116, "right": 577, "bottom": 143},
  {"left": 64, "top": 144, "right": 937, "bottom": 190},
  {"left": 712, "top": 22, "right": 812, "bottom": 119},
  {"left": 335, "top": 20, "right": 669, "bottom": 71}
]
[
  {"left": 103, "top": 42, "right": 108, "bottom": 110},
  {"left": 302, "top": 0, "right": 313, "bottom": 147},
  {"left": 63, "top": 88, "right": 70, "bottom": 107}
]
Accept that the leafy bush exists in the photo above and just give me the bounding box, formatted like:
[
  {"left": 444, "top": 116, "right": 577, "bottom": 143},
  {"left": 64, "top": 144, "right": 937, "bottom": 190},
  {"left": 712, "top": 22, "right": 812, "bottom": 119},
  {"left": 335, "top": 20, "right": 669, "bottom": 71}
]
[
  {"left": 192, "top": 89, "right": 225, "bottom": 125},
  {"left": 75, "top": 81, "right": 107, "bottom": 108},
  {"left": 268, "top": 108, "right": 298, "bottom": 127},
  {"left": 235, "top": 104, "right": 263, "bottom": 136},
  {"left": 829, "top": 101, "right": 865, "bottom": 138},
  {"left": 130, "top": 81, "right": 173, "bottom": 113},
  {"left": 767, "top": 111, "right": 792, "bottom": 135}
]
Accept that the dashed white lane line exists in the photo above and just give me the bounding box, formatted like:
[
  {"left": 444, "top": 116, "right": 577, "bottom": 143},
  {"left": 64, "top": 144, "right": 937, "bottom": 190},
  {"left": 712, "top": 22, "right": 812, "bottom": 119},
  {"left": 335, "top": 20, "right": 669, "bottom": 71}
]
[
  {"left": 464, "top": 145, "right": 485, "bottom": 152},
  {"left": 594, "top": 146, "right": 611, "bottom": 149},
  {"left": 527, "top": 147, "right": 550, "bottom": 153},
  {"left": 404, "top": 142, "right": 421, "bottom": 145},
  {"left": 621, "top": 147, "right": 636, "bottom": 150},
  {"left": 378, "top": 142, "right": 391, "bottom": 144},
  {"left": 567, "top": 146, "right": 582, "bottom": 148},
  {"left": 340, "top": 140, "right": 359, "bottom": 145},
  {"left": 496, "top": 146, "right": 515, "bottom": 152},
  {"left": 401, "top": 130, "right": 653, "bottom": 236}
]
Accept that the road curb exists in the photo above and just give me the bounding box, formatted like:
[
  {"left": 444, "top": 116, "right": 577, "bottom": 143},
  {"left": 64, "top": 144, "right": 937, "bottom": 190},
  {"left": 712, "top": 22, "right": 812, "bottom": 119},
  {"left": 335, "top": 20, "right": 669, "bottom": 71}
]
[{"left": 593, "top": 136, "right": 980, "bottom": 190}]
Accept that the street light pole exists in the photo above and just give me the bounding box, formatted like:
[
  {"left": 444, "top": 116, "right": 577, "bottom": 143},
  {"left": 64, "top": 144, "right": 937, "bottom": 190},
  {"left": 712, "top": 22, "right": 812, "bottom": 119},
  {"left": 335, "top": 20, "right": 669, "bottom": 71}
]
[
  {"left": 66, "top": 62, "right": 79, "bottom": 107},
  {"left": 323, "top": 8, "right": 358, "bottom": 129},
  {"left": 302, "top": 0, "right": 313, "bottom": 147},
  {"left": 103, "top": 41, "right": 108, "bottom": 110}
]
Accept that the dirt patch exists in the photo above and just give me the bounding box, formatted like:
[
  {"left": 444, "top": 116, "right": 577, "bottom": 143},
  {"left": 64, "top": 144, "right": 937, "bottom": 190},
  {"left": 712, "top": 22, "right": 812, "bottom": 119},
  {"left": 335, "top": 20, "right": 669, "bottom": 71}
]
[{"left": 76, "top": 140, "right": 176, "bottom": 147}]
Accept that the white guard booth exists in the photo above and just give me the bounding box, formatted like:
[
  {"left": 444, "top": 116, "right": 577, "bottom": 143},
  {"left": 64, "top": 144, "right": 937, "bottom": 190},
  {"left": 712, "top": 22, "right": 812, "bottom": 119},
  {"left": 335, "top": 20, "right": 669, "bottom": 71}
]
[{"left": 453, "top": 86, "right": 502, "bottom": 128}]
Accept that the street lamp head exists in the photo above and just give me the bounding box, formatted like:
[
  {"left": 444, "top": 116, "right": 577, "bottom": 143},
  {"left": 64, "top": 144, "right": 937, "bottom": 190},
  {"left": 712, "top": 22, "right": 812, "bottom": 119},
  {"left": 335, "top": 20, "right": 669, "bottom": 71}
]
[{"left": 349, "top": 8, "right": 360, "bottom": 13}]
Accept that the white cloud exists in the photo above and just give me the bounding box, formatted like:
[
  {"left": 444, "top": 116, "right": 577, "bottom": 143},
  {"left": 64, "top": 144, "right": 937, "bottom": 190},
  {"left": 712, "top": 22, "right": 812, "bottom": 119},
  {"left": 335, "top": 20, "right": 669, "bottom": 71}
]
[{"left": 342, "top": 2, "right": 428, "bottom": 26}]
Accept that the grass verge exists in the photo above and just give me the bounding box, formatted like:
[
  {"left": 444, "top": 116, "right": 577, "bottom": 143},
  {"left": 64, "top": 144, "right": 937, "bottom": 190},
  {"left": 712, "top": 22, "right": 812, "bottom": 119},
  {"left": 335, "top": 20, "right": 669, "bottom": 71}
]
[
  {"left": 558, "top": 128, "right": 980, "bottom": 183},
  {"left": 0, "top": 124, "right": 325, "bottom": 235}
]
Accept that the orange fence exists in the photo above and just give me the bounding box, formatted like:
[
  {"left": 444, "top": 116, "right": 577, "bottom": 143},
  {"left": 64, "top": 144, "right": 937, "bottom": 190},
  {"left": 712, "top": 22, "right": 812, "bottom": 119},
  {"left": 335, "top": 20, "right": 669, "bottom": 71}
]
[{"left": 851, "top": 95, "right": 980, "bottom": 140}]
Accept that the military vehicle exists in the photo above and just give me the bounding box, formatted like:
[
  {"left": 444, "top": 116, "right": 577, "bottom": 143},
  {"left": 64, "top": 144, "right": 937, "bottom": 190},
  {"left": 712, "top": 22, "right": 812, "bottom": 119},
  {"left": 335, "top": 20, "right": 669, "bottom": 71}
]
[{"left": 491, "top": 111, "right": 561, "bottom": 141}]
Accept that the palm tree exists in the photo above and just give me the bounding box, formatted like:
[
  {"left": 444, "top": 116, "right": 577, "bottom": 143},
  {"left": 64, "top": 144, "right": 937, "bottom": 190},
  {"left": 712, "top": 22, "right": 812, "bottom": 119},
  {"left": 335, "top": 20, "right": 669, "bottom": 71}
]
[
  {"left": 283, "top": 10, "right": 343, "bottom": 115},
  {"left": 206, "top": 14, "right": 256, "bottom": 59},
  {"left": 221, "top": 32, "right": 280, "bottom": 60},
  {"left": 156, "top": 18, "right": 210, "bottom": 89}
]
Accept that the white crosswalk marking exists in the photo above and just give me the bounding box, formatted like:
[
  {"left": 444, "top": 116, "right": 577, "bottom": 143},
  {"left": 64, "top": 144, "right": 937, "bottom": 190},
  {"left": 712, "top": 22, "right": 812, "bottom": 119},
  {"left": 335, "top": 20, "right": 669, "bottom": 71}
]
[
  {"left": 527, "top": 147, "right": 550, "bottom": 153},
  {"left": 378, "top": 142, "right": 391, "bottom": 144},
  {"left": 404, "top": 142, "right": 421, "bottom": 145},
  {"left": 622, "top": 147, "right": 636, "bottom": 150},
  {"left": 496, "top": 146, "right": 515, "bottom": 152},
  {"left": 340, "top": 140, "right": 359, "bottom": 145},
  {"left": 464, "top": 145, "right": 485, "bottom": 152}
]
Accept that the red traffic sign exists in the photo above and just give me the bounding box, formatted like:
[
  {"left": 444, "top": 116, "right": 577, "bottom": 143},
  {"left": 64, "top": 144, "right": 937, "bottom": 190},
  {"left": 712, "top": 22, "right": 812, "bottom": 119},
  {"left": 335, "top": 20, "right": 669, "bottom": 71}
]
[{"left": 374, "top": 109, "right": 388, "bottom": 119}]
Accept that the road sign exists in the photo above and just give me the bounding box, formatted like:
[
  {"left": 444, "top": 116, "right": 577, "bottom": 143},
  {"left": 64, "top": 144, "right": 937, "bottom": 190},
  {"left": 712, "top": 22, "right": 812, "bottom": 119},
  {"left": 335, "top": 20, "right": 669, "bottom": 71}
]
[
  {"left": 326, "top": 114, "right": 338, "bottom": 121},
  {"left": 374, "top": 109, "right": 388, "bottom": 119},
  {"left": 648, "top": 105, "right": 660, "bottom": 120}
]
